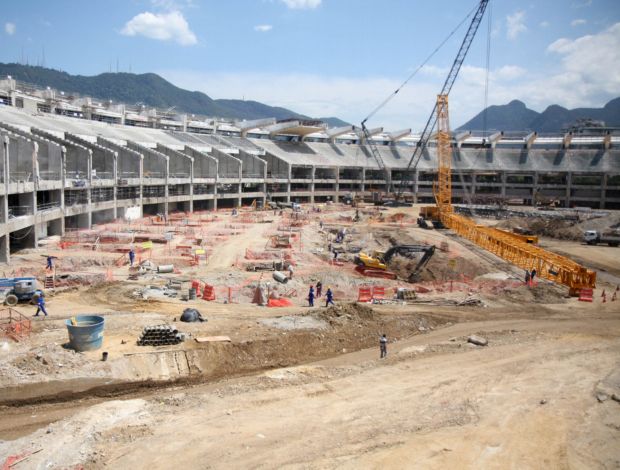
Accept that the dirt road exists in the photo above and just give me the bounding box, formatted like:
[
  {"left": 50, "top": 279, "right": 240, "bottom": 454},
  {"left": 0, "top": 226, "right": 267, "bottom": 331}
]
[{"left": 3, "top": 308, "right": 619, "bottom": 469}]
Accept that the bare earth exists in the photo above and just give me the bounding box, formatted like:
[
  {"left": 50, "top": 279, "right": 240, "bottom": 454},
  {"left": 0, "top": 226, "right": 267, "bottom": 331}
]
[{"left": 1, "top": 205, "right": 619, "bottom": 469}]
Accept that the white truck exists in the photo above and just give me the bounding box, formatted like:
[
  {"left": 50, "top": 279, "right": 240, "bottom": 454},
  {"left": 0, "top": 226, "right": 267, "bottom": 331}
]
[{"left": 583, "top": 230, "right": 620, "bottom": 247}]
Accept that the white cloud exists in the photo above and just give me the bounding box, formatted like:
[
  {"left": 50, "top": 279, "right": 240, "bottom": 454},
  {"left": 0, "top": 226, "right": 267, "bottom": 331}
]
[
  {"left": 493, "top": 65, "right": 526, "bottom": 81},
  {"left": 539, "top": 21, "right": 550, "bottom": 28},
  {"left": 280, "top": 0, "right": 321, "bottom": 10},
  {"left": 571, "top": 18, "right": 587, "bottom": 27},
  {"left": 506, "top": 10, "right": 527, "bottom": 40},
  {"left": 4, "top": 22, "right": 16, "bottom": 36},
  {"left": 254, "top": 24, "right": 273, "bottom": 32},
  {"left": 544, "top": 22, "right": 620, "bottom": 100},
  {"left": 158, "top": 23, "right": 620, "bottom": 130},
  {"left": 121, "top": 11, "right": 197, "bottom": 45}
]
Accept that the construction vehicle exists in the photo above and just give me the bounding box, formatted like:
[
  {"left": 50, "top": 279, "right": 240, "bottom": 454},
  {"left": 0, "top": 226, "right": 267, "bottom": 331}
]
[
  {"left": 377, "top": 0, "right": 595, "bottom": 295},
  {"left": 0, "top": 277, "right": 43, "bottom": 306},
  {"left": 355, "top": 245, "right": 435, "bottom": 281},
  {"left": 534, "top": 190, "right": 560, "bottom": 208},
  {"left": 584, "top": 230, "right": 620, "bottom": 247}
]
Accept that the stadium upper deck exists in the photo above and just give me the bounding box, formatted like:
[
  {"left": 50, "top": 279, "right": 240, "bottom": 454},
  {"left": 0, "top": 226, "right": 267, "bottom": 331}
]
[{"left": 0, "top": 77, "right": 619, "bottom": 264}]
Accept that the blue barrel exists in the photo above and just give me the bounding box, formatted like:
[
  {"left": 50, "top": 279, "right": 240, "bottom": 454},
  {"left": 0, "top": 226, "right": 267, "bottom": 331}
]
[{"left": 65, "top": 315, "right": 105, "bottom": 352}]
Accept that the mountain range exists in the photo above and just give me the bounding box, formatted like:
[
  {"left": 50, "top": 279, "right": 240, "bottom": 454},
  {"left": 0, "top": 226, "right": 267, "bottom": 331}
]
[
  {"left": 0, "top": 63, "right": 349, "bottom": 128},
  {"left": 1, "top": 63, "right": 618, "bottom": 133},
  {"left": 458, "top": 98, "right": 620, "bottom": 133}
]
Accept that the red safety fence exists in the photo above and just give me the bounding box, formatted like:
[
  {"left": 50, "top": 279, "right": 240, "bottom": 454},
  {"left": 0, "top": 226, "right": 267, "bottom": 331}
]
[
  {"left": 372, "top": 286, "right": 386, "bottom": 300},
  {"left": 0, "top": 308, "right": 32, "bottom": 342},
  {"left": 203, "top": 284, "right": 216, "bottom": 301},
  {"left": 357, "top": 287, "right": 372, "bottom": 302},
  {"left": 578, "top": 288, "right": 593, "bottom": 302}
]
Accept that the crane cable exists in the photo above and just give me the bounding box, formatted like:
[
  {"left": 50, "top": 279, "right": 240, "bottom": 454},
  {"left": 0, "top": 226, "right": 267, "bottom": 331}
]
[
  {"left": 361, "top": 2, "right": 482, "bottom": 126},
  {"left": 456, "top": 0, "right": 493, "bottom": 209}
]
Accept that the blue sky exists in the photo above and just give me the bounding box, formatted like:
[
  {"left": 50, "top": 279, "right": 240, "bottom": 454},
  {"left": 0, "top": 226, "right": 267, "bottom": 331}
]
[{"left": 2, "top": 0, "right": 619, "bottom": 129}]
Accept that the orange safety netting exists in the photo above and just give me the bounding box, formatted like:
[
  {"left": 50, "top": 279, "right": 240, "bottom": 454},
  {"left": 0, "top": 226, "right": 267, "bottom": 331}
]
[{"left": 267, "top": 298, "right": 293, "bottom": 307}]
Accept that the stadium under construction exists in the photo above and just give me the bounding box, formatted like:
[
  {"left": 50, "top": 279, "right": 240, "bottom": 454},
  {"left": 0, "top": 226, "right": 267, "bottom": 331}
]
[{"left": 0, "top": 75, "right": 618, "bottom": 264}]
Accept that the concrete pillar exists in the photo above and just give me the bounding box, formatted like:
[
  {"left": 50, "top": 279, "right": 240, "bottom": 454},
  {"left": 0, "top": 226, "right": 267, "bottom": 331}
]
[
  {"left": 212, "top": 170, "right": 218, "bottom": 211},
  {"left": 361, "top": 168, "right": 366, "bottom": 194},
  {"left": 286, "top": 164, "right": 291, "bottom": 203},
  {"left": 2, "top": 136, "right": 8, "bottom": 222},
  {"left": 500, "top": 172, "right": 507, "bottom": 197},
  {"left": 532, "top": 172, "right": 539, "bottom": 207},
  {"left": 1, "top": 136, "right": 9, "bottom": 263},
  {"left": 189, "top": 156, "right": 194, "bottom": 213},
  {"left": 112, "top": 152, "right": 118, "bottom": 219},
  {"left": 310, "top": 166, "right": 315, "bottom": 204},
  {"left": 601, "top": 173, "right": 608, "bottom": 209},
  {"left": 413, "top": 170, "right": 419, "bottom": 204},
  {"left": 163, "top": 156, "right": 170, "bottom": 216},
  {"left": 0, "top": 234, "right": 9, "bottom": 264},
  {"left": 237, "top": 161, "right": 242, "bottom": 208},
  {"left": 335, "top": 166, "right": 340, "bottom": 200},
  {"left": 565, "top": 172, "right": 572, "bottom": 208},
  {"left": 471, "top": 172, "right": 477, "bottom": 195}
]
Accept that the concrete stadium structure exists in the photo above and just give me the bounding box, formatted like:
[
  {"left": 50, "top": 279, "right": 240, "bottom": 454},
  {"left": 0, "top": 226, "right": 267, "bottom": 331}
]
[{"left": 0, "top": 80, "right": 619, "bottom": 264}]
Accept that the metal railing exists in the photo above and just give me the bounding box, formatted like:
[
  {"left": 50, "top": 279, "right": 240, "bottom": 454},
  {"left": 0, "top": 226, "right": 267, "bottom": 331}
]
[
  {"left": 9, "top": 172, "right": 32, "bottom": 183},
  {"left": 169, "top": 172, "right": 190, "bottom": 179},
  {"left": 92, "top": 171, "right": 114, "bottom": 180},
  {"left": 8, "top": 205, "right": 32, "bottom": 218},
  {"left": 39, "top": 170, "right": 61, "bottom": 181},
  {"left": 36, "top": 201, "right": 61, "bottom": 212}
]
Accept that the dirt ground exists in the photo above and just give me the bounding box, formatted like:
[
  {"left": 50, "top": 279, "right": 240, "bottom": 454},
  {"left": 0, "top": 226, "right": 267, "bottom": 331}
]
[{"left": 1, "top": 203, "right": 619, "bottom": 468}]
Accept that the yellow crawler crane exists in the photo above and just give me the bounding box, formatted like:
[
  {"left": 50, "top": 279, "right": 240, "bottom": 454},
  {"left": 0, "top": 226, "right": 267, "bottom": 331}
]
[{"left": 432, "top": 95, "right": 596, "bottom": 295}]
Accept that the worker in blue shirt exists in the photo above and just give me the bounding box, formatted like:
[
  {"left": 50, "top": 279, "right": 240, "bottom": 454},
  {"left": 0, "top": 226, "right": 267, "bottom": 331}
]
[
  {"left": 308, "top": 285, "right": 315, "bottom": 307},
  {"left": 325, "top": 287, "right": 335, "bottom": 307},
  {"left": 46, "top": 255, "right": 57, "bottom": 270},
  {"left": 128, "top": 248, "right": 136, "bottom": 267},
  {"left": 34, "top": 293, "right": 48, "bottom": 317}
]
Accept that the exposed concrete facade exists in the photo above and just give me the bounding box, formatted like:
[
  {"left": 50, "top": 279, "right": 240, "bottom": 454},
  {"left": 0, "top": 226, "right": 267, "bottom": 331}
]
[{"left": 0, "top": 105, "right": 619, "bottom": 264}]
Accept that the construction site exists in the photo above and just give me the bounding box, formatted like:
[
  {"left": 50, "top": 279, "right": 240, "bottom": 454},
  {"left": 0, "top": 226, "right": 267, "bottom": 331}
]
[{"left": 1, "top": 1, "right": 620, "bottom": 468}]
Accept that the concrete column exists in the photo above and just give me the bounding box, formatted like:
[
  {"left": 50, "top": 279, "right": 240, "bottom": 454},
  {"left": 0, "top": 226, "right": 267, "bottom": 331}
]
[
  {"left": 532, "top": 172, "right": 539, "bottom": 207},
  {"left": 86, "top": 148, "right": 93, "bottom": 228},
  {"left": 112, "top": 152, "right": 118, "bottom": 219},
  {"left": 213, "top": 168, "right": 218, "bottom": 211},
  {"left": 59, "top": 145, "right": 66, "bottom": 223},
  {"left": 237, "top": 161, "right": 242, "bottom": 208},
  {"left": 2, "top": 136, "right": 8, "bottom": 223},
  {"left": 565, "top": 172, "right": 572, "bottom": 208},
  {"left": 310, "top": 166, "right": 315, "bottom": 204},
  {"left": 335, "top": 166, "right": 340, "bottom": 200},
  {"left": 164, "top": 156, "right": 170, "bottom": 216},
  {"left": 262, "top": 161, "right": 267, "bottom": 207},
  {"left": 189, "top": 156, "right": 194, "bottom": 213},
  {"left": 601, "top": 173, "right": 608, "bottom": 209},
  {"left": 360, "top": 167, "right": 366, "bottom": 193},
  {"left": 413, "top": 170, "right": 419, "bottom": 204},
  {"left": 471, "top": 172, "right": 477, "bottom": 195},
  {"left": 139, "top": 155, "right": 144, "bottom": 218},
  {"left": 1, "top": 136, "right": 10, "bottom": 263},
  {"left": 286, "top": 164, "right": 292, "bottom": 203},
  {"left": 500, "top": 172, "right": 507, "bottom": 197}
]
